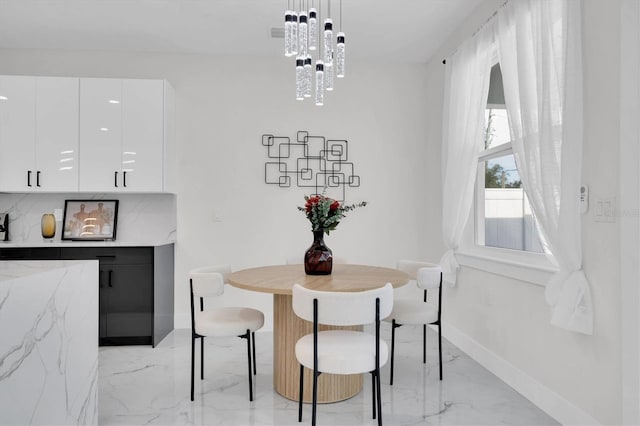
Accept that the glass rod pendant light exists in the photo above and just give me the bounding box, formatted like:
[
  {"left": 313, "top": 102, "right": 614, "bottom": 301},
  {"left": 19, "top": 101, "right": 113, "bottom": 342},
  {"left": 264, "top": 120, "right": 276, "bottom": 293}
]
[
  {"left": 323, "top": 18, "right": 333, "bottom": 64},
  {"left": 336, "top": 0, "right": 345, "bottom": 78},
  {"left": 296, "top": 58, "right": 305, "bottom": 100},
  {"left": 315, "top": 60, "right": 324, "bottom": 106},
  {"left": 304, "top": 56, "right": 312, "bottom": 97},
  {"left": 284, "top": 0, "right": 346, "bottom": 105},
  {"left": 336, "top": 32, "right": 345, "bottom": 77},
  {"left": 308, "top": 6, "right": 318, "bottom": 51},
  {"left": 298, "top": 10, "right": 308, "bottom": 57},
  {"left": 325, "top": 59, "right": 334, "bottom": 91},
  {"left": 291, "top": 11, "right": 299, "bottom": 56},
  {"left": 284, "top": 9, "right": 293, "bottom": 56}
]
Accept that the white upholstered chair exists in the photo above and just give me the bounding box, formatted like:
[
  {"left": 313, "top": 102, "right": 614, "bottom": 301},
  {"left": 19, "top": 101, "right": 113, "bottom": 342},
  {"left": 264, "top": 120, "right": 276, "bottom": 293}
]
[
  {"left": 292, "top": 283, "right": 394, "bottom": 426},
  {"left": 386, "top": 260, "right": 443, "bottom": 385},
  {"left": 189, "top": 265, "right": 265, "bottom": 401}
]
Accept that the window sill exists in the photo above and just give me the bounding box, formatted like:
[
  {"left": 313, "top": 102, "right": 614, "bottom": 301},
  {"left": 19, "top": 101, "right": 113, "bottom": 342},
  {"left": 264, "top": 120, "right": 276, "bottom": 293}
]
[{"left": 456, "top": 246, "right": 557, "bottom": 286}]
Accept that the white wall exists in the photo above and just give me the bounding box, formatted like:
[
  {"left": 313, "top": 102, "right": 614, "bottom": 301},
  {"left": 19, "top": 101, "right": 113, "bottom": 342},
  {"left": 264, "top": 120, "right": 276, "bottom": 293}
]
[
  {"left": 619, "top": 1, "right": 640, "bottom": 423},
  {"left": 423, "top": 0, "right": 623, "bottom": 424},
  {"left": 0, "top": 49, "right": 437, "bottom": 331}
]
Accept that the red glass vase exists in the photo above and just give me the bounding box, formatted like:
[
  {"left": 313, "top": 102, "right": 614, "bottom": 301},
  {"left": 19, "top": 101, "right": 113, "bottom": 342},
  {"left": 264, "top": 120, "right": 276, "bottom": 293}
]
[{"left": 304, "top": 230, "right": 333, "bottom": 275}]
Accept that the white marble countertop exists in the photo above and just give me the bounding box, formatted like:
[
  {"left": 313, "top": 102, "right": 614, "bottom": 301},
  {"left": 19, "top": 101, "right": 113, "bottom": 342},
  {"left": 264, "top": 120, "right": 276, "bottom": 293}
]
[
  {"left": 0, "top": 240, "right": 175, "bottom": 248},
  {"left": 0, "top": 259, "right": 98, "bottom": 281}
]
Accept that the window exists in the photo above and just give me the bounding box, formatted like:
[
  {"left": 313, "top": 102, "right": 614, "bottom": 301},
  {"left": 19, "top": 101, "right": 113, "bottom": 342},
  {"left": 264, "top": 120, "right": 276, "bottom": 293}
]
[{"left": 475, "top": 64, "right": 543, "bottom": 254}]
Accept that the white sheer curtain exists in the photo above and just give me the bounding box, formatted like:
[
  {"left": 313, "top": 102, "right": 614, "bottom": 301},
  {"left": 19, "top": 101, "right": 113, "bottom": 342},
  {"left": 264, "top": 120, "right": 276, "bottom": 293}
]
[
  {"left": 496, "top": 0, "right": 593, "bottom": 334},
  {"left": 440, "top": 26, "right": 494, "bottom": 285}
]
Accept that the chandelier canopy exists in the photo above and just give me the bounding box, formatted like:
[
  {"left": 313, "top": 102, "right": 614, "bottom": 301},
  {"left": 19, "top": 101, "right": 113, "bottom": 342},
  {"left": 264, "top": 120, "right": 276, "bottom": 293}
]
[{"left": 285, "top": 0, "right": 345, "bottom": 106}]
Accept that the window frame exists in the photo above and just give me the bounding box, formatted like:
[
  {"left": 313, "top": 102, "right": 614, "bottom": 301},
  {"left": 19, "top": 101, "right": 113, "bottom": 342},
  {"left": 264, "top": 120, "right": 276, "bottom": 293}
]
[{"left": 456, "top": 61, "right": 557, "bottom": 286}]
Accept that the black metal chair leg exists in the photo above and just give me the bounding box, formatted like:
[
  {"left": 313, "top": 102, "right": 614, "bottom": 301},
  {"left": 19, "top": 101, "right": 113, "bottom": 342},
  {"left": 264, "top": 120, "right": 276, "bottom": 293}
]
[
  {"left": 312, "top": 369, "right": 318, "bottom": 426},
  {"left": 252, "top": 331, "right": 257, "bottom": 375},
  {"left": 298, "top": 364, "right": 304, "bottom": 422},
  {"left": 371, "top": 372, "right": 376, "bottom": 419},
  {"left": 376, "top": 368, "right": 383, "bottom": 426},
  {"left": 423, "top": 324, "right": 427, "bottom": 364},
  {"left": 190, "top": 334, "right": 195, "bottom": 401},
  {"left": 438, "top": 323, "right": 443, "bottom": 380},
  {"left": 245, "top": 330, "right": 253, "bottom": 401},
  {"left": 200, "top": 336, "right": 204, "bottom": 380},
  {"left": 390, "top": 319, "right": 396, "bottom": 385}
]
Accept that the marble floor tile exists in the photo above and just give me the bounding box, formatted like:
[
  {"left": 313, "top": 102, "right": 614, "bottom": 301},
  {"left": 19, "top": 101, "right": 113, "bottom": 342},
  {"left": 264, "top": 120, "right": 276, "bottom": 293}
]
[{"left": 99, "top": 327, "right": 558, "bottom": 426}]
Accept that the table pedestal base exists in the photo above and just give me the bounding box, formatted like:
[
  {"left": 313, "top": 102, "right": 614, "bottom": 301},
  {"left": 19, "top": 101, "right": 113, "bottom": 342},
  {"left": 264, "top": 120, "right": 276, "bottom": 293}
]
[{"left": 273, "top": 294, "right": 363, "bottom": 403}]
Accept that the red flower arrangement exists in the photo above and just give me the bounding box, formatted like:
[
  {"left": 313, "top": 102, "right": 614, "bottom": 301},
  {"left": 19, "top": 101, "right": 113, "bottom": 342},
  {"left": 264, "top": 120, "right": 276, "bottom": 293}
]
[{"left": 298, "top": 193, "right": 367, "bottom": 234}]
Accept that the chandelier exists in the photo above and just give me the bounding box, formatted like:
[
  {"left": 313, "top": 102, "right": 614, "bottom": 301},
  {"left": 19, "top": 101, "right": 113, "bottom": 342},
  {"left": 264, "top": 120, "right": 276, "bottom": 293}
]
[{"left": 284, "top": 0, "right": 345, "bottom": 106}]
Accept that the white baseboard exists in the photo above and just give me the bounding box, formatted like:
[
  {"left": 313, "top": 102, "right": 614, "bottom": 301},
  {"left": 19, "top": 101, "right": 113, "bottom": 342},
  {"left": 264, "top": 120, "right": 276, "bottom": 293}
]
[{"left": 440, "top": 322, "right": 601, "bottom": 426}]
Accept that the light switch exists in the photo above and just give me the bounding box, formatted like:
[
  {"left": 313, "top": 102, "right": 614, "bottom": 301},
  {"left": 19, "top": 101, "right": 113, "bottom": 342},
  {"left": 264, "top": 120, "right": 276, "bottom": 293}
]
[
  {"left": 580, "top": 185, "right": 588, "bottom": 214},
  {"left": 54, "top": 209, "right": 63, "bottom": 221}
]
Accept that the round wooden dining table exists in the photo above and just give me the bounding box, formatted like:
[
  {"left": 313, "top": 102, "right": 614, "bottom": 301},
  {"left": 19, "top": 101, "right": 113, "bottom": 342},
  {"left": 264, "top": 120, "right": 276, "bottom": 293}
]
[{"left": 227, "top": 264, "right": 409, "bottom": 403}]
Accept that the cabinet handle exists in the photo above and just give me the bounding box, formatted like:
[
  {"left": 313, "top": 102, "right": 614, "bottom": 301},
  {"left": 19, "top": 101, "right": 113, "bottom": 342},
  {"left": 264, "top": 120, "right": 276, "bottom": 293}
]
[
  {"left": 27, "top": 170, "right": 32, "bottom": 187},
  {"left": 108, "top": 270, "right": 113, "bottom": 287},
  {"left": 123, "top": 171, "right": 127, "bottom": 187},
  {"left": 36, "top": 171, "right": 41, "bottom": 187},
  {"left": 114, "top": 171, "right": 118, "bottom": 188}
]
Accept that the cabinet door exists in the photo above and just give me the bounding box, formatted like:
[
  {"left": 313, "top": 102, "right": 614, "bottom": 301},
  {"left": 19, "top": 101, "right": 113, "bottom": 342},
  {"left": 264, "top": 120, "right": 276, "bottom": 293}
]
[
  {"left": 35, "top": 77, "right": 79, "bottom": 191},
  {"left": 0, "top": 76, "right": 36, "bottom": 191},
  {"left": 79, "top": 78, "right": 122, "bottom": 192},
  {"left": 122, "top": 79, "right": 164, "bottom": 192},
  {"left": 99, "top": 269, "right": 109, "bottom": 339},
  {"left": 104, "top": 264, "right": 153, "bottom": 339}
]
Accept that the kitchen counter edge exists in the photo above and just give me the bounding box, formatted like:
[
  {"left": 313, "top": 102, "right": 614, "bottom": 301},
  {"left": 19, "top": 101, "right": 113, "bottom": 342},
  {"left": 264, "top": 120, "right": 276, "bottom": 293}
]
[{"left": 0, "top": 241, "right": 175, "bottom": 248}]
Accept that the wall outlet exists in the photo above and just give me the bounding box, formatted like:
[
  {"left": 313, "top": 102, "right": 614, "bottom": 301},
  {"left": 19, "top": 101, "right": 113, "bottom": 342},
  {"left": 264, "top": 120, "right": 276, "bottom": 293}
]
[
  {"left": 211, "top": 208, "right": 223, "bottom": 223},
  {"left": 54, "top": 208, "right": 63, "bottom": 221},
  {"left": 594, "top": 197, "right": 616, "bottom": 223}
]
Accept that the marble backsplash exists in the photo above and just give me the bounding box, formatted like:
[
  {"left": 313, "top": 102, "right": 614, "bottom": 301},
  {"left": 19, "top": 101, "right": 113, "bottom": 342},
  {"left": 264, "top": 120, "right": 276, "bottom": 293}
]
[{"left": 0, "top": 193, "right": 176, "bottom": 244}]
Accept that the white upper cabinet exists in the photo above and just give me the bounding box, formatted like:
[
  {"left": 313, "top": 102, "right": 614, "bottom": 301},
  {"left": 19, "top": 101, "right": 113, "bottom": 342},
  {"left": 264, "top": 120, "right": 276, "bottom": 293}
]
[
  {"left": 79, "top": 78, "right": 173, "bottom": 193},
  {"left": 0, "top": 76, "right": 79, "bottom": 192},
  {"left": 0, "top": 75, "right": 173, "bottom": 193},
  {"left": 79, "top": 78, "right": 124, "bottom": 192},
  {"left": 0, "top": 76, "right": 36, "bottom": 191},
  {"left": 121, "top": 79, "right": 164, "bottom": 192},
  {"left": 35, "top": 77, "right": 80, "bottom": 191}
]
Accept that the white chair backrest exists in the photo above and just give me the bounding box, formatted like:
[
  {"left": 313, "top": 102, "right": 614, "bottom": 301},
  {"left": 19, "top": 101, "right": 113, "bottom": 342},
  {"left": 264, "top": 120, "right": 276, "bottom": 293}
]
[
  {"left": 189, "top": 265, "right": 232, "bottom": 297},
  {"left": 417, "top": 265, "right": 442, "bottom": 290},
  {"left": 292, "top": 283, "right": 393, "bottom": 326}
]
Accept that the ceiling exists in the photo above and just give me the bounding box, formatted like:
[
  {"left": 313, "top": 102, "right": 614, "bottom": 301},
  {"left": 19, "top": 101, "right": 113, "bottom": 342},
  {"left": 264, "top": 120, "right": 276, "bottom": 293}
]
[{"left": 0, "top": 0, "right": 484, "bottom": 63}]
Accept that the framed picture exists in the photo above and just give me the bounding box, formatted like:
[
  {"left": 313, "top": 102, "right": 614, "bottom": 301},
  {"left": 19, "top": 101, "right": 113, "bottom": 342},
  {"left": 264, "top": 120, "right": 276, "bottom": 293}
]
[{"left": 62, "top": 200, "right": 119, "bottom": 241}]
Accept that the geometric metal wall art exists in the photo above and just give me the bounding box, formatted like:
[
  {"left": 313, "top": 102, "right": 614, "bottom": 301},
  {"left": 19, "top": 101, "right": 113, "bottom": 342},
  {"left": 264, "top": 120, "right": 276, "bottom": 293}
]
[{"left": 262, "top": 130, "right": 361, "bottom": 202}]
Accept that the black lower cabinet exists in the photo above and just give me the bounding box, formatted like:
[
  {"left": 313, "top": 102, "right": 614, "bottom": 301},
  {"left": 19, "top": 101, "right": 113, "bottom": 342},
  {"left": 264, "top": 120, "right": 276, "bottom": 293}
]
[
  {"left": 99, "top": 263, "right": 153, "bottom": 345},
  {"left": 0, "top": 244, "right": 174, "bottom": 347}
]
